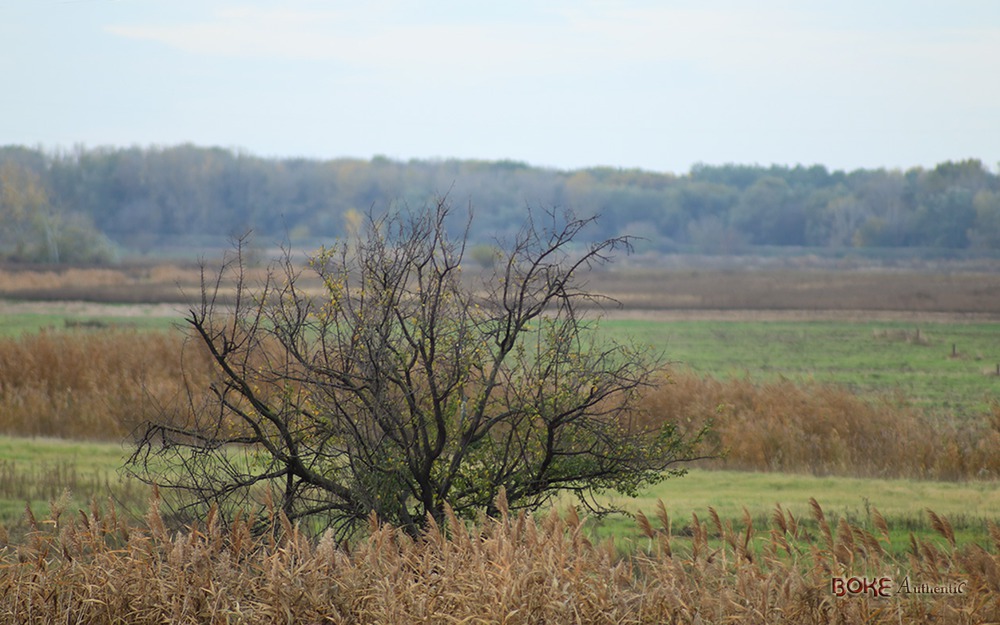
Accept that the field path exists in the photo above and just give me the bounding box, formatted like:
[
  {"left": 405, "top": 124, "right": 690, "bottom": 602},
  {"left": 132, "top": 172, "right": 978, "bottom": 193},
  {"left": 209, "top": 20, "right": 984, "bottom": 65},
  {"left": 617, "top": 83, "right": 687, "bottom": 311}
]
[
  {"left": 5, "top": 264, "right": 1000, "bottom": 323},
  {"left": 4, "top": 298, "right": 1000, "bottom": 324},
  {"left": 598, "top": 307, "right": 1000, "bottom": 323},
  {"left": 0, "top": 299, "right": 188, "bottom": 318}
]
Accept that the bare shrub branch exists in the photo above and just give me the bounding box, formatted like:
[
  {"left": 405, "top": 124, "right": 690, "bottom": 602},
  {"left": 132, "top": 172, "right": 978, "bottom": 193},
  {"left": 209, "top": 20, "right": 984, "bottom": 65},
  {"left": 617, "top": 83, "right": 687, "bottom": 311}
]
[{"left": 128, "top": 200, "right": 705, "bottom": 537}]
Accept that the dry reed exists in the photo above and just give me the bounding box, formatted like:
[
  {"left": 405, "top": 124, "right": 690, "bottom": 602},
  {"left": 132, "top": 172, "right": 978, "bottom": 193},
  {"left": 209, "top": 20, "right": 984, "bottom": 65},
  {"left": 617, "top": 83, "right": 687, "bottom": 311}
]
[
  {"left": 2, "top": 329, "right": 999, "bottom": 480},
  {"left": 0, "top": 491, "right": 994, "bottom": 624},
  {"left": 0, "top": 328, "right": 214, "bottom": 441},
  {"left": 641, "top": 370, "right": 1000, "bottom": 480}
]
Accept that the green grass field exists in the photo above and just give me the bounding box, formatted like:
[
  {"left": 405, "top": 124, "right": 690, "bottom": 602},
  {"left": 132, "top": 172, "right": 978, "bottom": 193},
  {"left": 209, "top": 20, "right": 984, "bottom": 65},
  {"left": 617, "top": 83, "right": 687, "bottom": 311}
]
[
  {"left": 576, "top": 468, "right": 999, "bottom": 553},
  {"left": 7, "top": 310, "right": 997, "bottom": 416},
  {"left": 0, "top": 436, "right": 149, "bottom": 535},
  {"left": 1, "top": 435, "right": 994, "bottom": 551},
  {"left": 0, "top": 311, "right": 180, "bottom": 337},
  {"left": 1, "top": 309, "right": 998, "bottom": 549},
  {"left": 603, "top": 318, "right": 1000, "bottom": 416}
]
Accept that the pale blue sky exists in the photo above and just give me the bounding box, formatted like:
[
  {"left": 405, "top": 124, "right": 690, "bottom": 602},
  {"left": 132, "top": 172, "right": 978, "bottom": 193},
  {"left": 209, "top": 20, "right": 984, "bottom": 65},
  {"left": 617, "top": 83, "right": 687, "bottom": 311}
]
[{"left": 2, "top": 0, "right": 998, "bottom": 173}]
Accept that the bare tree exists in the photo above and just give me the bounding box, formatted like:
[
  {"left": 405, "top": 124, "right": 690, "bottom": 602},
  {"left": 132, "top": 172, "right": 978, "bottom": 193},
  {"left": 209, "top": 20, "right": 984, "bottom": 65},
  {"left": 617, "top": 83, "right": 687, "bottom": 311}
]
[{"left": 129, "top": 199, "right": 705, "bottom": 537}]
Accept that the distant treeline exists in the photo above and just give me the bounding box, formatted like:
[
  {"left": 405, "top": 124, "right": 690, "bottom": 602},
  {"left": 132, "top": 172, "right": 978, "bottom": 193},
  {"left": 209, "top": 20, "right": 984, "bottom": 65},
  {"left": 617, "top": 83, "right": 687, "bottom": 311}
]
[{"left": 1, "top": 144, "right": 999, "bottom": 263}]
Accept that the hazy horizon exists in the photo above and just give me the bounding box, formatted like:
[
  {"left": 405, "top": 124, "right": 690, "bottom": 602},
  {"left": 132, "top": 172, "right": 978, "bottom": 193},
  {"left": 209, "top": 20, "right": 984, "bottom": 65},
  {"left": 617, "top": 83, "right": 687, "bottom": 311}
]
[{"left": 2, "top": 1, "right": 999, "bottom": 175}]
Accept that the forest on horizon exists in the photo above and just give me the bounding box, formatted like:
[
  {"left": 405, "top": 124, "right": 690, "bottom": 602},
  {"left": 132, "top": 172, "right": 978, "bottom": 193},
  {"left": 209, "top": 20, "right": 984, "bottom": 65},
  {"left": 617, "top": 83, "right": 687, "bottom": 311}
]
[{"left": 1, "top": 143, "right": 999, "bottom": 264}]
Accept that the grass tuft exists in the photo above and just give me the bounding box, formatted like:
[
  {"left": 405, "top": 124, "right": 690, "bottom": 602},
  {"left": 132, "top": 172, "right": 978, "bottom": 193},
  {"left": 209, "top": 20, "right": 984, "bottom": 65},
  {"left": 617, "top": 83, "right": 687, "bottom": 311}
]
[{"left": 0, "top": 496, "right": 993, "bottom": 624}]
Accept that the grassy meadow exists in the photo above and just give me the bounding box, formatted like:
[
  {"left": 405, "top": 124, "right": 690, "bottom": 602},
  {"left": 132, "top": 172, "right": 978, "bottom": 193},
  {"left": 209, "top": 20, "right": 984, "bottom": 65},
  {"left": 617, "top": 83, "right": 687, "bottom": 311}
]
[
  {"left": 2, "top": 264, "right": 999, "bottom": 622},
  {"left": 0, "top": 310, "right": 179, "bottom": 336},
  {"left": 2, "top": 433, "right": 997, "bottom": 551},
  {"left": 607, "top": 318, "right": 1000, "bottom": 416},
  {"left": 578, "top": 469, "right": 1000, "bottom": 556},
  {"left": 0, "top": 300, "right": 183, "bottom": 337},
  {"left": 3, "top": 306, "right": 998, "bottom": 413},
  {"left": 0, "top": 436, "right": 147, "bottom": 531}
]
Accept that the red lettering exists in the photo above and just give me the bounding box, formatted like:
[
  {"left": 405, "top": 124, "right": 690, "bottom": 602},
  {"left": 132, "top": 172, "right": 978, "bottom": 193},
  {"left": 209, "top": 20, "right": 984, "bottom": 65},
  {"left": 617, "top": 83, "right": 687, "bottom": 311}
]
[
  {"left": 831, "top": 577, "right": 893, "bottom": 598},
  {"left": 831, "top": 578, "right": 845, "bottom": 596},
  {"left": 875, "top": 578, "right": 893, "bottom": 598}
]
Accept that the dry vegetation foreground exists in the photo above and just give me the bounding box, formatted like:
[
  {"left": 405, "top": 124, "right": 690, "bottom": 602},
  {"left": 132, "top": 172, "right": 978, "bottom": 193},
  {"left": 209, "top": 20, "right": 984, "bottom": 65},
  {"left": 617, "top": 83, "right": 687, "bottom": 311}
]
[
  {"left": 2, "top": 261, "right": 999, "bottom": 623},
  {"left": 2, "top": 492, "right": 997, "bottom": 624}
]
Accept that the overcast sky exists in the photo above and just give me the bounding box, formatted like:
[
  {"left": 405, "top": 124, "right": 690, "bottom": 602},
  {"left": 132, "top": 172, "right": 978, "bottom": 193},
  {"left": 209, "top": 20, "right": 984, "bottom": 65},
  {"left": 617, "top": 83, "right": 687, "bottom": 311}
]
[{"left": 2, "top": 0, "right": 999, "bottom": 174}]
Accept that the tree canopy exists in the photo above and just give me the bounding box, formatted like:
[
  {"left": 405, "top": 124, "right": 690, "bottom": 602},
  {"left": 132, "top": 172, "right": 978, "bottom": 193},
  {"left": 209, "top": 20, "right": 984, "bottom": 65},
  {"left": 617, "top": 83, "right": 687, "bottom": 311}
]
[
  {"left": 1, "top": 144, "right": 998, "bottom": 260},
  {"left": 128, "top": 200, "right": 706, "bottom": 537}
]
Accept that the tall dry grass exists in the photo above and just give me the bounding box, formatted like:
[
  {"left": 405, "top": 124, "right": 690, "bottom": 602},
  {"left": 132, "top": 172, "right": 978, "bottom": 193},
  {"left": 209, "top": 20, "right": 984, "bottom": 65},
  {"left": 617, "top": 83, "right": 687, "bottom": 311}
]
[
  {"left": 641, "top": 370, "right": 1000, "bottom": 480},
  {"left": 0, "top": 491, "right": 995, "bottom": 624},
  {"left": 1, "top": 328, "right": 998, "bottom": 480},
  {"left": 0, "top": 328, "right": 214, "bottom": 440}
]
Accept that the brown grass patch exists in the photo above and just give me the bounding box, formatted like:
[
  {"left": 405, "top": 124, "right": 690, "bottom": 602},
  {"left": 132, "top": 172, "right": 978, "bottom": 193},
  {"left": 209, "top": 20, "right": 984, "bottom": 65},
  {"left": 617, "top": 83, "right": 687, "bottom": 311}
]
[
  {"left": 1, "top": 329, "right": 998, "bottom": 480},
  {"left": 0, "top": 261, "right": 231, "bottom": 304},
  {"left": 587, "top": 268, "right": 1000, "bottom": 317},
  {"left": 5, "top": 262, "right": 1000, "bottom": 320},
  {"left": 0, "top": 328, "right": 214, "bottom": 440},
  {"left": 0, "top": 493, "right": 995, "bottom": 624},
  {"left": 641, "top": 370, "right": 1000, "bottom": 480}
]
